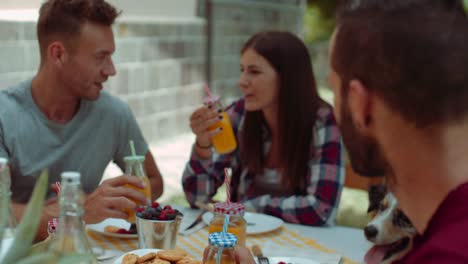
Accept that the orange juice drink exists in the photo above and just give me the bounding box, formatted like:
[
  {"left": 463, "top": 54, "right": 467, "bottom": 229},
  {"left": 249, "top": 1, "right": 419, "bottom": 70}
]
[
  {"left": 123, "top": 155, "right": 152, "bottom": 223},
  {"left": 209, "top": 220, "right": 246, "bottom": 247},
  {"left": 208, "top": 202, "right": 247, "bottom": 247},
  {"left": 124, "top": 176, "right": 151, "bottom": 223},
  {"left": 205, "top": 232, "right": 238, "bottom": 264},
  {"left": 205, "top": 253, "right": 237, "bottom": 264},
  {"left": 208, "top": 111, "right": 237, "bottom": 154}
]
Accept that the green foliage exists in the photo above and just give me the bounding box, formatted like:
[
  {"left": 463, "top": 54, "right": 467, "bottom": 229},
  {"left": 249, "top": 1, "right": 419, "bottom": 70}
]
[
  {"left": 0, "top": 170, "right": 94, "bottom": 264},
  {"left": 305, "top": 0, "right": 337, "bottom": 43},
  {"left": 2, "top": 170, "right": 48, "bottom": 264}
]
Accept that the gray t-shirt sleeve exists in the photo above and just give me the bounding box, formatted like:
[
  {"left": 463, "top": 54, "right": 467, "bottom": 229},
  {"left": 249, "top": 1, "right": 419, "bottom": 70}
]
[
  {"left": 0, "top": 120, "right": 8, "bottom": 159},
  {"left": 113, "top": 103, "right": 149, "bottom": 171}
]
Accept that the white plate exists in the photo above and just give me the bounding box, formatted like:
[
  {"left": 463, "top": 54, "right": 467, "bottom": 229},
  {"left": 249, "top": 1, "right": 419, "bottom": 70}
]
[
  {"left": 267, "top": 256, "right": 320, "bottom": 264},
  {"left": 86, "top": 218, "right": 137, "bottom": 238},
  {"left": 202, "top": 212, "right": 284, "bottom": 235},
  {"left": 112, "top": 249, "right": 162, "bottom": 264}
]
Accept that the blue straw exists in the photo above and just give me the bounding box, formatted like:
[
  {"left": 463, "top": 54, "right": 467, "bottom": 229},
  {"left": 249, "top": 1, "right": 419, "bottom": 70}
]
[
  {"left": 216, "top": 247, "right": 222, "bottom": 264},
  {"left": 222, "top": 214, "right": 229, "bottom": 238},
  {"left": 216, "top": 214, "right": 230, "bottom": 264}
]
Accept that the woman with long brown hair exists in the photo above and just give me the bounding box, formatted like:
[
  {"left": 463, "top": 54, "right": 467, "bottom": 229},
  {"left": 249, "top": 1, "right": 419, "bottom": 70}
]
[{"left": 182, "top": 31, "right": 344, "bottom": 226}]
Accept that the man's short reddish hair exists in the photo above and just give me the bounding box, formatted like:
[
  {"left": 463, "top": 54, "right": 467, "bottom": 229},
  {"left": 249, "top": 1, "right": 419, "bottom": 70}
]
[{"left": 37, "top": 0, "right": 120, "bottom": 60}]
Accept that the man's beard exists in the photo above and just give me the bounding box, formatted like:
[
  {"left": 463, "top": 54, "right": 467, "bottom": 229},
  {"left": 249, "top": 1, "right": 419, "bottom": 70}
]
[{"left": 339, "top": 102, "right": 391, "bottom": 178}]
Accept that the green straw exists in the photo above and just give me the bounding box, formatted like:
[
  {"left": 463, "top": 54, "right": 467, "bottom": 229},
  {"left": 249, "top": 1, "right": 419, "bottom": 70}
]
[{"left": 129, "top": 140, "right": 136, "bottom": 156}]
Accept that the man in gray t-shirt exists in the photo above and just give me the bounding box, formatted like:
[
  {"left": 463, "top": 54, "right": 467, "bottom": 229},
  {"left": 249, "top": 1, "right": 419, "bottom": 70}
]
[{"left": 0, "top": 0, "right": 164, "bottom": 240}]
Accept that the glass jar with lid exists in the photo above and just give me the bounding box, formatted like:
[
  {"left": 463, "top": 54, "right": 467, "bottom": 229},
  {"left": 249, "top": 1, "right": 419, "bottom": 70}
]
[
  {"left": 204, "top": 232, "right": 237, "bottom": 264},
  {"left": 208, "top": 202, "right": 246, "bottom": 247}
]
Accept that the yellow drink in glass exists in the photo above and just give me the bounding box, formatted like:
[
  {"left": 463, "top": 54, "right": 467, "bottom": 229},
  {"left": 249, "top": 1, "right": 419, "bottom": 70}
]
[
  {"left": 123, "top": 155, "right": 152, "bottom": 223},
  {"left": 124, "top": 176, "right": 151, "bottom": 223},
  {"left": 208, "top": 111, "right": 237, "bottom": 154},
  {"left": 209, "top": 220, "right": 246, "bottom": 247},
  {"left": 208, "top": 202, "right": 247, "bottom": 247}
]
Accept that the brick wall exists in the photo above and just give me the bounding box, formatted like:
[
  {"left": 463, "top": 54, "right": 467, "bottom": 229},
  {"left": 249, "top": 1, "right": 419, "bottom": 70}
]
[
  {"left": 207, "top": 0, "right": 306, "bottom": 104},
  {"left": 0, "top": 18, "right": 207, "bottom": 144},
  {"left": 0, "top": 0, "right": 305, "bottom": 144}
]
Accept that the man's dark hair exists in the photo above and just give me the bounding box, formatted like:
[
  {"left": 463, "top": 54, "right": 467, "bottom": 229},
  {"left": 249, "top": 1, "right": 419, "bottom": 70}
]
[
  {"left": 37, "top": 0, "right": 120, "bottom": 60},
  {"left": 332, "top": 1, "right": 468, "bottom": 127}
]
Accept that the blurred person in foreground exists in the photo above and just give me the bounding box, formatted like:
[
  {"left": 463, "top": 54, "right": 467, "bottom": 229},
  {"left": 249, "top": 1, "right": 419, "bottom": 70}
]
[
  {"left": 0, "top": 0, "right": 163, "bottom": 240},
  {"left": 183, "top": 31, "right": 345, "bottom": 226},
  {"left": 234, "top": 0, "right": 468, "bottom": 262}
]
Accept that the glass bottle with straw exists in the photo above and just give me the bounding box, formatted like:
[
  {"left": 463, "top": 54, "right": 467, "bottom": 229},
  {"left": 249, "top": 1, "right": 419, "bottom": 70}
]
[
  {"left": 48, "top": 171, "right": 96, "bottom": 263},
  {"left": 124, "top": 140, "right": 151, "bottom": 223},
  {"left": 203, "top": 85, "right": 237, "bottom": 154},
  {"left": 204, "top": 231, "right": 237, "bottom": 264},
  {"left": 208, "top": 168, "right": 247, "bottom": 247}
]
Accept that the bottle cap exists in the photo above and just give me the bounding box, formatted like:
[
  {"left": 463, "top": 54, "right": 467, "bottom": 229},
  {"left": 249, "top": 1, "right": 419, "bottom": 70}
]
[
  {"left": 61, "top": 171, "right": 81, "bottom": 184},
  {"left": 214, "top": 202, "right": 245, "bottom": 216},
  {"left": 208, "top": 232, "right": 237, "bottom": 248}
]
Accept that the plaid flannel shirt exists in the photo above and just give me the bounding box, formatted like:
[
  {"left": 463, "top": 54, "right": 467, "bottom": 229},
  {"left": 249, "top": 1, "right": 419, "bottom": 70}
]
[{"left": 182, "top": 99, "right": 345, "bottom": 226}]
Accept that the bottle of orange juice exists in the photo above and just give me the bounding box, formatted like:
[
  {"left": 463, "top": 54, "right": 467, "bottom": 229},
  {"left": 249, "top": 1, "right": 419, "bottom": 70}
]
[
  {"left": 208, "top": 202, "right": 246, "bottom": 247},
  {"left": 204, "top": 232, "right": 237, "bottom": 264},
  {"left": 205, "top": 96, "right": 237, "bottom": 154},
  {"left": 124, "top": 156, "right": 151, "bottom": 223}
]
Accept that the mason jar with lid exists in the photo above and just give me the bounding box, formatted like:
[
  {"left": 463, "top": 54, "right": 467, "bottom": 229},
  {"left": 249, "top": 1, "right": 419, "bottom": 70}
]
[
  {"left": 208, "top": 202, "right": 246, "bottom": 247},
  {"left": 203, "top": 232, "right": 237, "bottom": 264}
]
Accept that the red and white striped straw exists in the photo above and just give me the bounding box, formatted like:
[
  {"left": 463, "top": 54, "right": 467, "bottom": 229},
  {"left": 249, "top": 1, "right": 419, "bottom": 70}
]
[
  {"left": 224, "top": 168, "right": 231, "bottom": 203},
  {"left": 55, "top": 181, "right": 61, "bottom": 193},
  {"left": 204, "top": 84, "right": 213, "bottom": 98}
]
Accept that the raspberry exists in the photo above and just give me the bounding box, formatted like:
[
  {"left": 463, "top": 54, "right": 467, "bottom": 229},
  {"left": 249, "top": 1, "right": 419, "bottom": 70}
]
[
  {"left": 136, "top": 207, "right": 145, "bottom": 213},
  {"left": 165, "top": 209, "right": 175, "bottom": 214},
  {"left": 152, "top": 201, "right": 160, "bottom": 208},
  {"left": 159, "top": 211, "right": 167, "bottom": 219},
  {"left": 163, "top": 205, "right": 172, "bottom": 211},
  {"left": 116, "top": 228, "right": 130, "bottom": 234},
  {"left": 277, "top": 262, "right": 286, "bottom": 264}
]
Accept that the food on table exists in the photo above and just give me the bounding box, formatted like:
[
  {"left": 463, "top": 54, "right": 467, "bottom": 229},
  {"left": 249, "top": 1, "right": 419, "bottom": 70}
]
[
  {"left": 151, "top": 259, "right": 170, "bottom": 264},
  {"left": 104, "top": 223, "right": 137, "bottom": 235},
  {"left": 122, "top": 253, "right": 138, "bottom": 264},
  {"left": 120, "top": 249, "right": 200, "bottom": 264},
  {"left": 137, "top": 252, "right": 158, "bottom": 263},
  {"left": 157, "top": 249, "right": 188, "bottom": 262},
  {"left": 136, "top": 202, "right": 183, "bottom": 221}
]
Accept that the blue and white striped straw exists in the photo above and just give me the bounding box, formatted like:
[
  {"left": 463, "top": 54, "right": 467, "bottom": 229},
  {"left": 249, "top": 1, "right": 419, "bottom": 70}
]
[
  {"left": 222, "top": 214, "right": 229, "bottom": 237},
  {"left": 217, "top": 214, "right": 230, "bottom": 264}
]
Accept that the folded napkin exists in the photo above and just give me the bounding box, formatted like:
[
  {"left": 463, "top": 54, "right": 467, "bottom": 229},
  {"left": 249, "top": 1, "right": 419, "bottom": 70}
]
[{"left": 262, "top": 241, "right": 342, "bottom": 264}]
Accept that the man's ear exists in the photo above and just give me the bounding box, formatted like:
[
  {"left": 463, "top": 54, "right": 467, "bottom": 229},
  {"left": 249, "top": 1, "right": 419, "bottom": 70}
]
[
  {"left": 48, "top": 41, "right": 67, "bottom": 67},
  {"left": 347, "top": 79, "right": 373, "bottom": 131}
]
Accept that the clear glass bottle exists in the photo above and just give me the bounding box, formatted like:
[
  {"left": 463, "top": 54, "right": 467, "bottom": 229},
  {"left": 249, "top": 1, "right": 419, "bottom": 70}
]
[
  {"left": 0, "top": 158, "right": 16, "bottom": 242},
  {"left": 204, "top": 232, "right": 237, "bottom": 264},
  {"left": 208, "top": 202, "right": 246, "bottom": 247},
  {"left": 123, "top": 156, "right": 152, "bottom": 223},
  {"left": 48, "top": 171, "right": 96, "bottom": 263}
]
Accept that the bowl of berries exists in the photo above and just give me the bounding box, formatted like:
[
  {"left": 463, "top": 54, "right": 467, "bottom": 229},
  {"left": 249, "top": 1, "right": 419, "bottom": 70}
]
[{"left": 135, "top": 202, "right": 183, "bottom": 250}]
